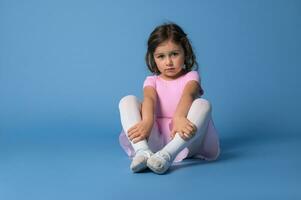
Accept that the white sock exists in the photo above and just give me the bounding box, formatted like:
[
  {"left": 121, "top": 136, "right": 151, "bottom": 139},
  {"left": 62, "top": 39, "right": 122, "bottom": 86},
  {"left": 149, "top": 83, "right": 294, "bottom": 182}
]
[
  {"left": 132, "top": 140, "right": 150, "bottom": 154},
  {"left": 161, "top": 133, "right": 190, "bottom": 160}
]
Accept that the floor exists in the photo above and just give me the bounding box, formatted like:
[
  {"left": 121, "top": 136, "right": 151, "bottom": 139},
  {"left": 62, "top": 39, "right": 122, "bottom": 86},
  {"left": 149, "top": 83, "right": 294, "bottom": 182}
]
[{"left": 0, "top": 130, "right": 300, "bottom": 200}]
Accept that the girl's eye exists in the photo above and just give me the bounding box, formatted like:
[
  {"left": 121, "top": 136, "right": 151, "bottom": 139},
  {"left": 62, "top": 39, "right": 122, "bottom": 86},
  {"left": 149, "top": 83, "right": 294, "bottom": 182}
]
[
  {"left": 171, "top": 52, "right": 178, "bottom": 56},
  {"left": 157, "top": 55, "right": 165, "bottom": 59}
]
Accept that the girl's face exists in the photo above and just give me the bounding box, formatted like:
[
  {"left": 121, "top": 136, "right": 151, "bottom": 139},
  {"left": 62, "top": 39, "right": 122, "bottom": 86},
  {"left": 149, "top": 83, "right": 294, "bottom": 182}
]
[{"left": 153, "top": 40, "right": 185, "bottom": 80}]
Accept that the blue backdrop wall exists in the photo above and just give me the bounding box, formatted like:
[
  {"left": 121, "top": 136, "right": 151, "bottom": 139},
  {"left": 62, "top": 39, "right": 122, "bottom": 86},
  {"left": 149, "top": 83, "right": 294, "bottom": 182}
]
[{"left": 0, "top": 0, "right": 300, "bottom": 145}]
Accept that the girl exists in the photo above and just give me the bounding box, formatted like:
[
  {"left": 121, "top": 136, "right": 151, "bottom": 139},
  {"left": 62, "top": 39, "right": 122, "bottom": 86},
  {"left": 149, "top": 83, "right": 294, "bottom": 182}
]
[{"left": 118, "top": 23, "right": 220, "bottom": 174}]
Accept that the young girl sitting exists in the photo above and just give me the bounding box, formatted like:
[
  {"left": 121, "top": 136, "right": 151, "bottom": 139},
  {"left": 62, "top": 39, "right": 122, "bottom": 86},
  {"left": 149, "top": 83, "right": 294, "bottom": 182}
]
[{"left": 119, "top": 23, "right": 220, "bottom": 174}]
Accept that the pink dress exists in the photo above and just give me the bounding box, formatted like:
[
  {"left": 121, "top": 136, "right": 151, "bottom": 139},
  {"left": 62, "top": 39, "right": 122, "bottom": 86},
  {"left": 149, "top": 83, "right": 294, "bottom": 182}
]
[{"left": 119, "top": 71, "right": 220, "bottom": 162}]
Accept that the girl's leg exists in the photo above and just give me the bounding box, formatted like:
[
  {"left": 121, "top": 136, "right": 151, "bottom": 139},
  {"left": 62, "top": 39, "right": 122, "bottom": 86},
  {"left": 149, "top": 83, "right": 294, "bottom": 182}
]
[
  {"left": 147, "top": 98, "right": 212, "bottom": 174},
  {"left": 119, "top": 95, "right": 153, "bottom": 172}
]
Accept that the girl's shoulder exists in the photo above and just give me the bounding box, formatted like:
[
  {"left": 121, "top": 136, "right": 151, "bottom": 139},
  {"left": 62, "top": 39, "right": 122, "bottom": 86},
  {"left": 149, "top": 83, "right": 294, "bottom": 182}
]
[
  {"left": 183, "top": 70, "right": 200, "bottom": 82},
  {"left": 143, "top": 74, "right": 158, "bottom": 89},
  {"left": 184, "top": 70, "right": 199, "bottom": 77}
]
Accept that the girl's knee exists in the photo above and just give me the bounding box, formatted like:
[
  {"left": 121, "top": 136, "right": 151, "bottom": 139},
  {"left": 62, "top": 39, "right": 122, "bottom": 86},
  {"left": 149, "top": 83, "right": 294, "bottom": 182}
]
[
  {"left": 192, "top": 98, "right": 212, "bottom": 113},
  {"left": 119, "top": 95, "right": 139, "bottom": 109}
]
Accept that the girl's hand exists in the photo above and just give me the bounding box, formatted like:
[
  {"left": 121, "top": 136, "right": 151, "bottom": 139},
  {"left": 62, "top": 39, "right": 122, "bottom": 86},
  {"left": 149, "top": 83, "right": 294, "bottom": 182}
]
[
  {"left": 127, "top": 120, "right": 153, "bottom": 143},
  {"left": 171, "top": 117, "right": 197, "bottom": 141}
]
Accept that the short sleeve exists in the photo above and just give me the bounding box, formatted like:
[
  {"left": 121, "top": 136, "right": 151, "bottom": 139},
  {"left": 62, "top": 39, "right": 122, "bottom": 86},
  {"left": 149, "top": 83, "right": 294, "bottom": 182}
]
[
  {"left": 185, "top": 71, "right": 200, "bottom": 84},
  {"left": 143, "top": 75, "right": 156, "bottom": 89},
  {"left": 184, "top": 71, "right": 204, "bottom": 96}
]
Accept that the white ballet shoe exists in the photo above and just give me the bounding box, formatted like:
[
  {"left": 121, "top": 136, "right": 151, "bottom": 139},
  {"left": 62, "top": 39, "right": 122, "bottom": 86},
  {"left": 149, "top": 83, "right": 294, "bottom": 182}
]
[
  {"left": 130, "top": 150, "right": 153, "bottom": 173},
  {"left": 147, "top": 150, "right": 172, "bottom": 174}
]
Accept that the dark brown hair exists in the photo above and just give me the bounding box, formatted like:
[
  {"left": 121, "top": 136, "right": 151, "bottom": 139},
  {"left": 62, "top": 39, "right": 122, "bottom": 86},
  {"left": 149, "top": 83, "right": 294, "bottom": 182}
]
[{"left": 145, "top": 23, "right": 198, "bottom": 75}]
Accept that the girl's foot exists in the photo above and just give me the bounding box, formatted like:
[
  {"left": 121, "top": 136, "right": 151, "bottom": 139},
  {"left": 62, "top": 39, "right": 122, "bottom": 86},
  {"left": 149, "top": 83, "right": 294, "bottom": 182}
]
[
  {"left": 130, "top": 150, "right": 153, "bottom": 173},
  {"left": 147, "top": 150, "right": 172, "bottom": 174}
]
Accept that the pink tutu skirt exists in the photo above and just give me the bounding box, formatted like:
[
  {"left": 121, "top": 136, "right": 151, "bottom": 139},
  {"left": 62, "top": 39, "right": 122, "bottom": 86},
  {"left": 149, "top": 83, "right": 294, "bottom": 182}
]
[{"left": 119, "top": 117, "right": 220, "bottom": 163}]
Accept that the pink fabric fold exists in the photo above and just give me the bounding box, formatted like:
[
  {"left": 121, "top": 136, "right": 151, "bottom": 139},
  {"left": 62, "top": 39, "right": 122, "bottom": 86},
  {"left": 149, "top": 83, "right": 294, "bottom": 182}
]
[{"left": 119, "top": 117, "right": 220, "bottom": 163}]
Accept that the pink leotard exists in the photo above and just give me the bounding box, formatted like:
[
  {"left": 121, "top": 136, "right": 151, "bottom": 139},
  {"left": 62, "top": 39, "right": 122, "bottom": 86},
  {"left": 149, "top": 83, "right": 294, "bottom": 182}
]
[{"left": 119, "top": 71, "right": 220, "bottom": 162}]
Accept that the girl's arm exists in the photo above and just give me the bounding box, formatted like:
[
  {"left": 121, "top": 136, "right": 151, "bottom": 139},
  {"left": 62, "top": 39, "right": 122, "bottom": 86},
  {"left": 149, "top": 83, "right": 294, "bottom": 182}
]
[
  {"left": 141, "top": 86, "right": 157, "bottom": 124},
  {"left": 127, "top": 86, "right": 157, "bottom": 143},
  {"left": 173, "top": 80, "right": 200, "bottom": 119},
  {"left": 171, "top": 81, "right": 200, "bottom": 140}
]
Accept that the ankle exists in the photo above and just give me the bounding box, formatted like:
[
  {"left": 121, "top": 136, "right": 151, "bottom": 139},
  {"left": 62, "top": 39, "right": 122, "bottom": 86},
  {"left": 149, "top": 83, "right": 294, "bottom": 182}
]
[{"left": 135, "top": 149, "right": 153, "bottom": 158}]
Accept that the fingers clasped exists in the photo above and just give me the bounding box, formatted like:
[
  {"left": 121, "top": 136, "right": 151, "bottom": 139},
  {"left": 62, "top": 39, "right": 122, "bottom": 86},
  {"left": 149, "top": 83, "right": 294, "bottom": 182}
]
[
  {"left": 127, "top": 123, "right": 150, "bottom": 144},
  {"left": 171, "top": 123, "right": 197, "bottom": 141}
]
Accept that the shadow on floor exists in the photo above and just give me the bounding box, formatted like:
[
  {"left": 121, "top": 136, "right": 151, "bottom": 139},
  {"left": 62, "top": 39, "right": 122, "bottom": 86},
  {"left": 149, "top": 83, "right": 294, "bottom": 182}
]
[{"left": 167, "top": 124, "right": 300, "bottom": 174}]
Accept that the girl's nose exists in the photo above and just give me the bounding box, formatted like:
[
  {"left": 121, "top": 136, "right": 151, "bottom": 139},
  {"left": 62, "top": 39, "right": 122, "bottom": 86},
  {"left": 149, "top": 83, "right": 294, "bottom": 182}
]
[{"left": 166, "top": 56, "right": 173, "bottom": 66}]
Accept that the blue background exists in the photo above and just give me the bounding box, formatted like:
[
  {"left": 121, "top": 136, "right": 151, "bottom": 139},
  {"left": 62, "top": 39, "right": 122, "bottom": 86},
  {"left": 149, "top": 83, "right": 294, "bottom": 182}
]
[{"left": 1, "top": 0, "right": 300, "bottom": 199}]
